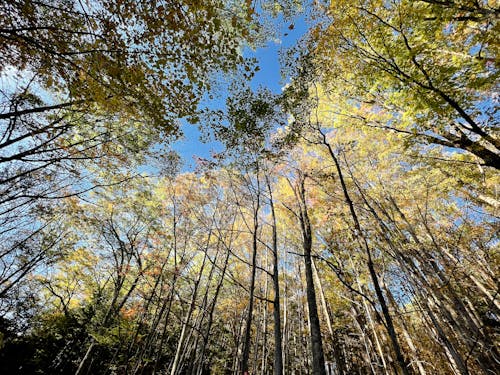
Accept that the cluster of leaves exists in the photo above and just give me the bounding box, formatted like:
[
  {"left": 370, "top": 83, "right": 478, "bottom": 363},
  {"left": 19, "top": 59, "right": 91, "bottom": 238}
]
[
  {"left": 309, "top": 0, "right": 499, "bottom": 168},
  {"left": 1, "top": 0, "right": 258, "bottom": 127},
  {"left": 0, "top": 0, "right": 262, "bottom": 308}
]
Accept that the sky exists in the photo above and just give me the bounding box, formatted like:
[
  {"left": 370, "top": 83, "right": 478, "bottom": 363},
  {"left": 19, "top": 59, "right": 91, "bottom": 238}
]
[{"left": 172, "top": 14, "right": 309, "bottom": 171}]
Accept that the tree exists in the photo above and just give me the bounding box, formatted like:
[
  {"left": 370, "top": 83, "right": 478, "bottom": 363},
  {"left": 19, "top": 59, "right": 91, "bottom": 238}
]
[
  {"left": 1, "top": 2, "right": 498, "bottom": 374},
  {"left": 310, "top": 0, "right": 499, "bottom": 168},
  {"left": 0, "top": 0, "right": 258, "bottom": 309},
  {"left": 293, "top": 171, "right": 327, "bottom": 375}
]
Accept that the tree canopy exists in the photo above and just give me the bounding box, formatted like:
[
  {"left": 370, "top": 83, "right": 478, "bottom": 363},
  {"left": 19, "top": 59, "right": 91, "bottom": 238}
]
[{"left": 0, "top": 1, "right": 498, "bottom": 375}]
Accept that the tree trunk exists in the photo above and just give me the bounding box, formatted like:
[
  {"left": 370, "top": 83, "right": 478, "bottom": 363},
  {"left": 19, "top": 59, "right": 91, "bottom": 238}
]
[
  {"left": 267, "top": 174, "right": 284, "bottom": 375},
  {"left": 170, "top": 232, "right": 210, "bottom": 375},
  {"left": 240, "top": 173, "right": 261, "bottom": 374},
  {"left": 312, "top": 259, "right": 346, "bottom": 375},
  {"left": 296, "top": 174, "right": 327, "bottom": 375},
  {"left": 320, "top": 133, "right": 411, "bottom": 375}
]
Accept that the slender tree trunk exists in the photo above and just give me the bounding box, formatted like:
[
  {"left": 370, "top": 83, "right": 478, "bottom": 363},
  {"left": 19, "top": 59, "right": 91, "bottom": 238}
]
[
  {"left": 349, "top": 304, "right": 378, "bottom": 375},
  {"left": 259, "top": 251, "right": 269, "bottom": 374},
  {"left": 266, "top": 174, "right": 284, "bottom": 375},
  {"left": 351, "top": 268, "right": 388, "bottom": 374},
  {"left": 240, "top": 219, "right": 259, "bottom": 374},
  {"left": 234, "top": 310, "right": 247, "bottom": 373},
  {"left": 383, "top": 285, "right": 427, "bottom": 375},
  {"left": 354, "top": 186, "right": 471, "bottom": 375},
  {"left": 297, "top": 263, "right": 311, "bottom": 375},
  {"left": 295, "top": 174, "right": 327, "bottom": 375},
  {"left": 241, "top": 172, "right": 261, "bottom": 374},
  {"left": 170, "top": 234, "right": 210, "bottom": 375},
  {"left": 197, "top": 239, "right": 232, "bottom": 374},
  {"left": 319, "top": 133, "right": 411, "bottom": 375},
  {"left": 76, "top": 243, "right": 140, "bottom": 375},
  {"left": 282, "top": 250, "right": 289, "bottom": 374},
  {"left": 253, "top": 302, "right": 263, "bottom": 372},
  {"left": 425, "top": 297, "right": 470, "bottom": 375},
  {"left": 312, "top": 259, "right": 346, "bottom": 375}
]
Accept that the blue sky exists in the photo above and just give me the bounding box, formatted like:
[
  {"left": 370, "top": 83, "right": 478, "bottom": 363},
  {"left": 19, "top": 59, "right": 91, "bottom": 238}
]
[{"left": 173, "top": 14, "right": 308, "bottom": 171}]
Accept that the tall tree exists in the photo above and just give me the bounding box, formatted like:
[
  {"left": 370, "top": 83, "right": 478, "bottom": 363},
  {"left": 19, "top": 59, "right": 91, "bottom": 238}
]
[{"left": 293, "top": 172, "right": 327, "bottom": 375}]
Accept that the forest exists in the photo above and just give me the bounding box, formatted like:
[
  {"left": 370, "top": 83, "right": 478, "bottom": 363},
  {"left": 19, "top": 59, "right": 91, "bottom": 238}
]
[{"left": 0, "top": 1, "right": 498, "bottom": 374}]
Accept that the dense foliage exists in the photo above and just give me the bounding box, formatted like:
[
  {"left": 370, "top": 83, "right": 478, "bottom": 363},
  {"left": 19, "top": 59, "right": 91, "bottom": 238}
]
[{"left": 0, "top": 1, "right": 498, "bottom": 374}]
